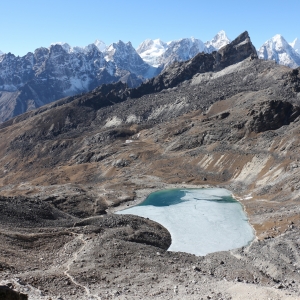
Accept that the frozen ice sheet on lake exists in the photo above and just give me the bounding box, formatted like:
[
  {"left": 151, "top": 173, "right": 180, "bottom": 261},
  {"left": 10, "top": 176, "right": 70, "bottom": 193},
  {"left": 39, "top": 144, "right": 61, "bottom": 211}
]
[{"left": 116, "top": 188, "right": 254, "bottom": 256}]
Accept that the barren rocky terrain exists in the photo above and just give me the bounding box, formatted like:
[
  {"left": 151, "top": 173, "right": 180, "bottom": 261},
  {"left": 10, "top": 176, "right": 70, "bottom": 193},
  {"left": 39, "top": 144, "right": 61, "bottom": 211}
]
[{"left": 0, "top": 32, "right": 300, "bottom": 299}]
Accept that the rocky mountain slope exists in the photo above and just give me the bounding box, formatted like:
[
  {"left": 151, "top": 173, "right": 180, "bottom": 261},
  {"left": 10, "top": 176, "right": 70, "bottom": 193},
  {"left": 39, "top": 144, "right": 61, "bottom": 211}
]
[
  {"left": 105, "top": 40, "right": 158, "bottom": 79},
  {"left": 0, "top": 44, "right": 118, "bottom": 123},
  {"left": 258, "top": 34, "right": 300, "bottom": 68},
  {"left": 1, "top": 31, "right": 300, "bottom": 299},
  {"left": 0, "top": 40, "right": 156, "bottom": 124}
]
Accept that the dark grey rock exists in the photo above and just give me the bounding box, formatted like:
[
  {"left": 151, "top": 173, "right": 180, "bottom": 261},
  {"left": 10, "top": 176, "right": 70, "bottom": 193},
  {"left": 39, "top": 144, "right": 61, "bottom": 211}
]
[{"left": 0, "top": 285, "right": 28, "bottom": 300}]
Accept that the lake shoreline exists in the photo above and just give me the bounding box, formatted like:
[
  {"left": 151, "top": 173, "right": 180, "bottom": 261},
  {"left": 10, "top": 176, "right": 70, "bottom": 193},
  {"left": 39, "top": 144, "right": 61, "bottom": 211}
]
[{"left": 108, "top": 182, "right": 212, "bottom": 214}]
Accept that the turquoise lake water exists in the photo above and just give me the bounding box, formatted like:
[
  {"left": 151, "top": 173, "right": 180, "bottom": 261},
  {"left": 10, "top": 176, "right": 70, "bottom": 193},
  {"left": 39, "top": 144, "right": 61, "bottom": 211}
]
[{"left": 117, "top": 188, "right": 255, "bottom": 256}]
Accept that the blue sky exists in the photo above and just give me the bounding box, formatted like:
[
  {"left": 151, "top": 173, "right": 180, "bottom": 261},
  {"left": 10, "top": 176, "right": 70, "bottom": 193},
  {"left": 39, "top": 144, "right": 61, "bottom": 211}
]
[{"left": 1, "top": 0, "right": 299, "bottom": 56}]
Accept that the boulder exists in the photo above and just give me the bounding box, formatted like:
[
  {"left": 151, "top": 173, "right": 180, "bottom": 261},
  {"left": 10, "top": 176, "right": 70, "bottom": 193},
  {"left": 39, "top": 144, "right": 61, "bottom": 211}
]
[{"left": 0, "top": 286, "right": 28, "bottom": 300}]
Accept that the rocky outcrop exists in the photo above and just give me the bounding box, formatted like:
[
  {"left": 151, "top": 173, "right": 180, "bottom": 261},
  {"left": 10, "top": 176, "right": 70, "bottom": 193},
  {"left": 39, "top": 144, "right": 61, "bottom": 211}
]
[
  {"left": 247, "top": 100, "right": 300, "bottom": 133},
  {"left": 0, "top": 286, "right": 28, "bottom": 300},
  {"left": 119, "top": 72, "right": 143, "bottom": 88},
  {"left": 287, "top": 68, "right": 300, "bottom": 92},
  {"left": 213, "top": 31, "right": 258, "bottom": 71}
]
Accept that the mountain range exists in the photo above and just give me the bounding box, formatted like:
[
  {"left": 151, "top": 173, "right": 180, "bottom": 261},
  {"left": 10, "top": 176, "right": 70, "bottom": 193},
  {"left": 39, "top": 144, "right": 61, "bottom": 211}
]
[
  {"left": 0, "top": 31, "right": 299, "bottom": 123},
  {"left": 136, "top": 31, "right": 231, "bottom": 69}
]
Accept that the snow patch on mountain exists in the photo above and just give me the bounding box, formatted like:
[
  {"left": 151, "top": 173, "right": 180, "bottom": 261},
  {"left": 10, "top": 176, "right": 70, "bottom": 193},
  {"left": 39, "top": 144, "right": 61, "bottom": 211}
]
[
  {"left": 290, "top": 38, "right": 300, "bottom": 55},
  {"left": 64, "top": 75, "right": 92, "bottom": 95},
  {"left": 258, "top": 34, "right": 300, "bottom": 68}
]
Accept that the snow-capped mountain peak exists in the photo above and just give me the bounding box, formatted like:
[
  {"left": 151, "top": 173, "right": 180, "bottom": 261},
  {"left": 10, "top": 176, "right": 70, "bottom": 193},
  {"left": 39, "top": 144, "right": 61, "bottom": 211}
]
[
  {"left": 137, "top": 31, "right": 232, "bottom": 69},
  {"left": 161, "top": 37, "right": 207, "bottom": 68},
  {"left": 50, "top": 41, "right": 107, "bottom": 55},
  {"left": 258, "top": 34, "right": 300, "bottom": 69},
  {"left": 136, "top": 39, "right": 167, "bottom": 68},
  {"left": 273, "top": 34, "right": 288, "bottom": 46},
  {"left": 94, "top": 39, "right": 106, "bottom": 52},
  {"left": 105, "top": 40, "right": 123, "bottom": 60},
  {"left": 50, "top": 42, "right": 85, "bottom": 54},
  {"left": 138, "top": 36, "right": 210, "bottom": 69},
  {"left": 137, "top": 39, "right": 167, "bottom": 54},
  {"left": 205, "top": 30, "right": 231, "bottom": 51},
  {"left": 290, "top": 38, "right": 300, "bottom": 55}
]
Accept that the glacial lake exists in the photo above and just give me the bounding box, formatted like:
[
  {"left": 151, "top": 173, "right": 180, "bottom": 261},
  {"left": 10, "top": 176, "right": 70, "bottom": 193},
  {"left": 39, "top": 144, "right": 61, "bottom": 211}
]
[{"left": 116, "top": 188, "right": 255, "bottom": 256}]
